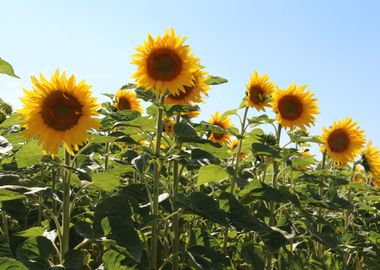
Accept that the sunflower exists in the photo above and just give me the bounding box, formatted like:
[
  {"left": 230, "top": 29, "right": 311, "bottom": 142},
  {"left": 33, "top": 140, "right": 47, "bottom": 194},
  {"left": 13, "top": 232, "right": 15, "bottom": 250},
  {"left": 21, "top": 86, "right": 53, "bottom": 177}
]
[
  {"left": 245, "top": 71, "right": 275, "bottom": 111},
  {"left": 373, "top": 179, "right": 380, "bottom": 188},
  {"left": 131, "top": 28, "right": 199, "bottom": 96},
  {"left": 321, "top": 117, "right": 365, "bottom": 166},
  {"left": 165, "top": 70, "right": 210, "bottom": 105},
  {"left": 19, "top": 70, "right": 100, "bottom": 155},
  {"left": 272, "top": 84, "right": 319, "bottom": 130},
  {"left": 208, "top": 112, "right": 233, "bottom": 144},
  {"left": 114, "top": 90, "right": 144, "bottom": 113},
  {"left": 361, "top": 141, "right": 380, "bottom": 178}
]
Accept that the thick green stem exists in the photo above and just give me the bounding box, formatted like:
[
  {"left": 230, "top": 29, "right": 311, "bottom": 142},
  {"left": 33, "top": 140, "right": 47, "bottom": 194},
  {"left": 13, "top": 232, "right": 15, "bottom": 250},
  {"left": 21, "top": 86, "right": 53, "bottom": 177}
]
[
  {"left": 104, "top": 142, "right": 110, "bottom": 171},
  {"left": 151, "top": 96, "right": 165, "bottom": 269},
  {"left": 223, "top": 106, "right": 249, "bottom": 253},
  {"left": 266, "top": 124, "right": 282, "bottom": 270},
  {"left": 60, "top": 149, "right": 72, "bottom": 263},
  {"left": 172, "top": 114, "right": 181, "bottom": 270},
  {"left": 316, "top": 151, "right": 326, "bottom": 257}
]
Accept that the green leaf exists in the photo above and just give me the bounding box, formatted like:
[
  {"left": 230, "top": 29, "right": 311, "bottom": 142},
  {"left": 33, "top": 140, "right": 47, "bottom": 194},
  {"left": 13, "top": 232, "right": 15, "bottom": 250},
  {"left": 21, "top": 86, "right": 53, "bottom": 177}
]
[
  {"left": 241, "top": 243, "right": 265, "bottom": 270},
  {"left": 187, "top": 246, "right": 230, "bottom": 269},
  {"left": 0, "top": 136, "right": 12, "bottom": 155},
  {"left": 0, "top": 237, "right": 12, "bottom": 258},
  {"left": 14, "top": 227, "right": 44, "bottom": 238},
  {"left": 251, "top": 143, "right": 280, "bottom": 158},
  {"left": 0, "top": 189, "right": 25, "bottom": 202},
  {"left": 204, "top": 75, "right": 228, "bottom": 85},
  {"left": 92, "top": 171, "right": 121, "bottom": 192},
  {"left": 0, "top": 257, "right": 28, "bottom": 270},
  {"left": 103, "top": 250, "right": 129, "bottom": 270},
  {"left": 63, "top": 250, "right": 84, "bottom": 270},
  {"left": 197, "top": 165, "right": 228, "bottom": 185},
  {"left": 16, "top": 236, "right": 54, "bottom": 270},
  {"left": 0, "top": 58, "right": 20, "bottom": 78},
  {"left": 101, "top": 216, "right": 142, "bottom": 262},
  {"left": 173, "top": 122, "right": 198, "bottom": 138},
  {"left": 261, "top": 230, "right": 289, "bottom": 251},
  {"left": 177, "top": 192, "right": 228, "bottom": 226},
  {"left": 15, "top": 140, "right": 43, "bottom": 168},
  {"left": 191, "top": 148, "right": 220, "bottom": 165}
]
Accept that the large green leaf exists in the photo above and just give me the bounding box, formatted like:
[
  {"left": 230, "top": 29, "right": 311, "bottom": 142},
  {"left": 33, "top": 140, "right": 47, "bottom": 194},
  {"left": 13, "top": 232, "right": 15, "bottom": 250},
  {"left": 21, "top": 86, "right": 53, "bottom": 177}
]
[
  {"left": 101, "top": 216, "right": 143, "bottom": 262},
  {"left": 102, "top": 250, "right": 129, "bottom": 270},
  {"left": 197, "top": 164, "right": 228, "bottom": 185},
  {"left": 0, "top": 189, "right": 25, "bottom": 202},
  {"left": 16, "top": 236, "right": 54, "bottom": 270},
  {"left": 92, "top": 171, "right": 121, "bottom": 192},
  {"left": 241, "top": 243, "right": 265, "bottom": 270},
  {"left": 15, "top": 140, "right": 43, "bottom": 168},
  {"left": 0, "top": 58, "right": 19, "bottom": 78},
  {"left": 0, "top": 257, "right": 28, "bottom": 270},
  {"left": 63, "top": 250, "right": 84, "bottom": 270}
]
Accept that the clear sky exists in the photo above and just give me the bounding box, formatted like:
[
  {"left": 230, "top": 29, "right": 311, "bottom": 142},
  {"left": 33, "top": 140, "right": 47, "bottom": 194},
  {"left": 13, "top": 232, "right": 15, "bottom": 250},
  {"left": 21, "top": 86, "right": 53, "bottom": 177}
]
[{"left": 1, "top": 0, "right": 380, "bottom": 147}]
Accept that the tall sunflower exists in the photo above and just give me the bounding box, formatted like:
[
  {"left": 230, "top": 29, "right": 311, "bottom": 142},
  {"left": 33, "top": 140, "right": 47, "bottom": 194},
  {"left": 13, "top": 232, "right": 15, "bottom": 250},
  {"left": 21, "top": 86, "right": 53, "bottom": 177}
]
[
  {"left": 131, "top": 28, "right": 199, "bottom": 96},
  {"left": 165, "top": 70, "right": 210, "bottom": 105},
  {"left": 19, "top": 70, "right": 100, "bottom": 155},
  {"left": 114, "top": 90, "right": 144, "bottom": 113},
  {"left": 208, "top": 112, "right": 233, "bottom": 144},
  {"left": 272, "top": 84, "right": 319, "bottom": 130},
  {"left": 361, "top": 141, "right": 380, "bottom": 178},
  {"left": 321, "top": 117, "right": 365, "bottom": 166},
  {"left": 245, "top": 71, "right": 275, "bottom": 111}
]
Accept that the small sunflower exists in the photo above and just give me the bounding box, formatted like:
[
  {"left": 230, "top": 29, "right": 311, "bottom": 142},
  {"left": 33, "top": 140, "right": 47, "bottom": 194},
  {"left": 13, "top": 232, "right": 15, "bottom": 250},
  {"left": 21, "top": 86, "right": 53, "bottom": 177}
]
[
  {"left": 131, "top": 28, "right": 199, "bottom": 96},
  {"left": 208, "top": 112, "right": 233, "bottom": 144},
  {"left": 165, "top": 70, "right": 210, "bottom": 105},
  {"left": 321, "top": 117, "right": 365, "bottom": 166},
  {"left": 361, "top": 141, "right": 380, "bottom": 178},
  {"left": 373, "top": 179, "right": 380, "bottom": 188},
  {"left": 245, "top": 71, "right": 275, "bottom": 111},
  {"left": 19, "top": 70, "right": 100, "bottom": 155},
  {"left": 272, "top": 84, "right": 319, "bottom": 130},
  {"left": 114, "top": 90, "right": 144, "bottom": 113}
]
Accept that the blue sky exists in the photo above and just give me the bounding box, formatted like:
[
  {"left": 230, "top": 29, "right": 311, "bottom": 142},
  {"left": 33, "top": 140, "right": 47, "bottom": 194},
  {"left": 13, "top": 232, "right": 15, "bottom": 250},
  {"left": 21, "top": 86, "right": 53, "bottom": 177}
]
[{"left": 1, "top": 0, "right": 380, "bottom": 147}]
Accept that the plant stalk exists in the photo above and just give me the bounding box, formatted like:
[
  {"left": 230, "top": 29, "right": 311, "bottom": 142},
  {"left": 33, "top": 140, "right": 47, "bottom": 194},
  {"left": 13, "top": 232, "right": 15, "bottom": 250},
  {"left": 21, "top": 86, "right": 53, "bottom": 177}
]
[{"left": 151, "top": 95, "right": 165, "bottom": 269}]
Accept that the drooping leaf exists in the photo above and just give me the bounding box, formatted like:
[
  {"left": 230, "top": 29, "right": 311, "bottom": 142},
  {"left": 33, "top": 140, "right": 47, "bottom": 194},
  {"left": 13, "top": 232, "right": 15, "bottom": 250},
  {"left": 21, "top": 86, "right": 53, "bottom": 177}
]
[
  {"left": 0, "top": 58, "right": 20, "bottom": 78},
  {"left": 204, "top": 75, "right": 228, "bottom": 85},
  {"left": 0, "top": 257, "right": 28, "bottom": 270}
]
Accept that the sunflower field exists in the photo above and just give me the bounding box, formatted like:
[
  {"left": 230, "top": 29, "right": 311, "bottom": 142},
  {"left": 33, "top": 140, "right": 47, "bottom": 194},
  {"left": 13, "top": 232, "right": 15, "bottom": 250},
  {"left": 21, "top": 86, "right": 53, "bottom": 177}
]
[{"left": 0, "top": 29, "right": 380, "bottom": 270}]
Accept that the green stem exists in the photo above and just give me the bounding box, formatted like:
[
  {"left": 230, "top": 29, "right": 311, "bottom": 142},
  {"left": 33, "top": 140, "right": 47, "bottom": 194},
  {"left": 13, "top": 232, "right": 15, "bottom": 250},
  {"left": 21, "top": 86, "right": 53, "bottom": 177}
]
[
  {"left": 60, "top": 149, "right": 72, "bottom": 263},
  {"left": 172, "top": 113, "right": 181, "bottom": 270},
  {"left": 38, "top": 162, "right": 45, "bottom": 225},
  {"left": 223, "top": 106, "right": 249, "bottom": 254},
  {"left": 151, "top": 95, "right": 165, "bottom": 269},
  {"left": 266, "top": 124, "right": 282, "bottom": 270},
  {"left": 1, "top": 211, "right": 9, "bottom": 242},
  {"left": 104, "top": 142, "right": 110, "bottom": 171},
  {"left": 316, "top": 151, "right": 326, "bottom": 257}
]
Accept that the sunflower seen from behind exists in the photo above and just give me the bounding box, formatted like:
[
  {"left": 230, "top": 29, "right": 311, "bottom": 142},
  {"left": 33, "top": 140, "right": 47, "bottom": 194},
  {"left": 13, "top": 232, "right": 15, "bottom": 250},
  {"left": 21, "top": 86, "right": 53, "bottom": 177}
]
[
  {"left": 114, "top": 89, "right": 144, "bottom": 113},
  {"left": 208, "top": 112, "right": 233, "bottom": 145},
  {"left": 131, "top": 28, "right": 199, "bottom": 96},
  {"left": 360, "top": 140, "right": 380, "bottom": 178},
  {"left": 246, "top": 71, "right": 275, "bottom": 111},
  {"left": 165, "top": 70, "right": 210, "bottom": 105},
  {"left": 272, "top": 84, "right": 319, "bottom": 130},
  {"left": 19, "top": 70, "right": 100, "bottom": 155},
  {"left": 321, "top": 117, "right": 365, "bottom": 166}
]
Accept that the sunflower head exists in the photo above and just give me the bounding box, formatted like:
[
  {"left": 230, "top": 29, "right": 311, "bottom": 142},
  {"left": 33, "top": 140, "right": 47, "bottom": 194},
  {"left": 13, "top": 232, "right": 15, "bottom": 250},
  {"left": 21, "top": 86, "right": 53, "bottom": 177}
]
[
  {"left": 208, "top": 112, "right": 233, "bottom": 144},
  {"left": 354, "top": 165, "right": 365, "bottom": 183},
  {"left": 373, "top": 179, "right": 380, "bottom": 188},
  {"left": 272, "top": 84, "right": 319, "bottom": 130},
  {"left": 245, "top": 71, "right": 275, "bottom": 111},
  {"left": 19, "top": 70, "right": 100, "bottom": 156},
  {"left": 114, "top": 90, "right": 144, "bottom": 113},
  {"left": 131, "top": 28, "right": 199, "bottom": 96},
  {"left": 321, "top": 117, "right": 365, "bottom": 166},
  {"left": 361, "top": 141, "right": 380, "bottom": 178},
  {"left": 165, "top": 70, "right": 210, "bottom": 105},
  {"left": 228, "top": 138, "right": 247, "bottom": 160}
]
